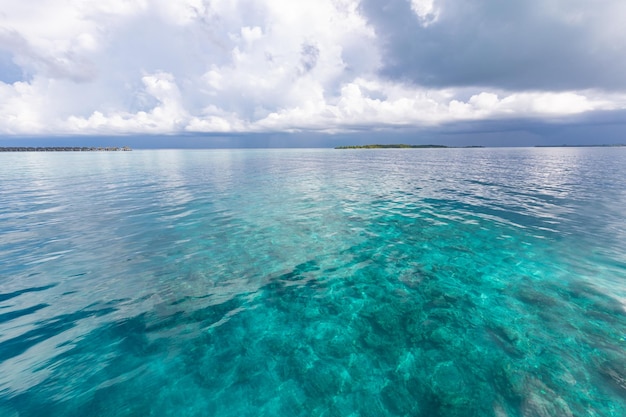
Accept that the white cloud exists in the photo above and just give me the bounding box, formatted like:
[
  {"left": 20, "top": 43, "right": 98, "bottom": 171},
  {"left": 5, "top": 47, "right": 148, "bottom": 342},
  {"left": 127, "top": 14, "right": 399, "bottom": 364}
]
[
  {"left": 65, "top": 72, "right": 188, "bottom": 134},
  {"left": 408, "top": 0, "right": 440, "bottom": 26},
  {"left": 0, "top": 0, "right": 625, "bottom": 137},
  {"left": 448, "top": 91, "right": 613, "bottom": 120},
  {"left": 152, "top": 0, "right": 205, "bottom": 26},
  {"left": 186, "top": 115, "right": 243, "bottom": 133},
  {"left": 252, "top": 79, "right": 624, "bottom": 132},
  {"left": 240, "top": 26, "right": 263, "bottom": 44},
  {"left": 0, "top": 79, "right": 46, "bottom": 133}
]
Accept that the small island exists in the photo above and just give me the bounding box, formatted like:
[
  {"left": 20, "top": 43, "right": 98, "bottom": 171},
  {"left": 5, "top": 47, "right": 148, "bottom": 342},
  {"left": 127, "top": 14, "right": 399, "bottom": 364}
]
[
  {"left": 0, "top": 146, "right": 132, "bottom": 152},
  {"left": 335, "top": 144, "right": 449, "bottom": 149}
]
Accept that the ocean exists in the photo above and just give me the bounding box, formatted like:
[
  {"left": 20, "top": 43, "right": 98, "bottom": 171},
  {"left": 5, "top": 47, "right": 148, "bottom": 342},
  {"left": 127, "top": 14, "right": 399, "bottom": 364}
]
[{"left": 1, "top": 148, "right": 625, "bottom": 416}]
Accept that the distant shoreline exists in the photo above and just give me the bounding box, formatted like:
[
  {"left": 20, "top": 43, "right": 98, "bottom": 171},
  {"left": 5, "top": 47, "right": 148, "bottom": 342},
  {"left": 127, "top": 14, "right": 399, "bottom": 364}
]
[
  {"left": 335, "top": 144, "right": 626, "bottom": 149},
  {"left": 334, "top": 144, "right": 482, "bottom": 149},
  {"left": 0, "top": 146, "right": 132, "bottom": 152},
  {"left": 534, "top": 144, "right": 626, "bottom": 148}
]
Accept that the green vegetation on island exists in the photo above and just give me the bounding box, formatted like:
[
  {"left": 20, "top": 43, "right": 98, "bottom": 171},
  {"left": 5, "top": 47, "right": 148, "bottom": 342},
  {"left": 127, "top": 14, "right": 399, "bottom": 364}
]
[{"left": 335, "top": 144, "right": 449, "bottom": 149}]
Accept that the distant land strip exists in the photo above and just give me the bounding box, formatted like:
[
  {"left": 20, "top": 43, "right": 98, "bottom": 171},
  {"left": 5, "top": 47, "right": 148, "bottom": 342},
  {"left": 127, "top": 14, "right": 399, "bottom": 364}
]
[
  {"left": 0, "top": 146, "right": 132, "bottom": 152},
  {"left": 334, "top": 144, "right": 484, "bottom": 149},
  {"left": 534, "top": 144, "right": 626, "bottom": 147}
]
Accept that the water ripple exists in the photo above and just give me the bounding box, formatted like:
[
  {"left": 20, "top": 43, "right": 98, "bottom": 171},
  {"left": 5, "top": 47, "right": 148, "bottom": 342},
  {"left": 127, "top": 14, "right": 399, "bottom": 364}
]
[{"left": 1, "top": 148, "right": 625, "bottom": 416}]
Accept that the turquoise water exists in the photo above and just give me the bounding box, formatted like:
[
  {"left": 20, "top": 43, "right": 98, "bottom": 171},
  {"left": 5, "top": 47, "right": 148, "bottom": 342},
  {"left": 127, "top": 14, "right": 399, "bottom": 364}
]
[{"left": 1, "top": 148, "right": 625, "bottom": 416}]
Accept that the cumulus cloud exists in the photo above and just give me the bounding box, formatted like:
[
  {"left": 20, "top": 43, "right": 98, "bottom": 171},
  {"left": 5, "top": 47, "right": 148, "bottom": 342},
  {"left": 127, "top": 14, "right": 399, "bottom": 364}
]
[
  {"left": 66, "top": 72, "right": 189, "bottom": 134},
  {"left": 253, "top": 79, "right": 625, "bottom": 132},
  {"left": 0, "top": 0, "right": 625, "bottom": 137}
]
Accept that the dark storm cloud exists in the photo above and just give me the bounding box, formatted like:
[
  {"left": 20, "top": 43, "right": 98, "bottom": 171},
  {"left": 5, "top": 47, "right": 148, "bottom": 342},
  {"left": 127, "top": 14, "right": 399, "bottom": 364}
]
[{"left": 360, "top": 0, "right": 626, "bottom": 91}]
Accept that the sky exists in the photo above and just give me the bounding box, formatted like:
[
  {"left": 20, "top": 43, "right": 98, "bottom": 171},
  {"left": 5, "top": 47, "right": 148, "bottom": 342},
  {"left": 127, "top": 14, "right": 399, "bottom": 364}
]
[{"left": 1, "top": 0, "right": 626, "bottom": 146}]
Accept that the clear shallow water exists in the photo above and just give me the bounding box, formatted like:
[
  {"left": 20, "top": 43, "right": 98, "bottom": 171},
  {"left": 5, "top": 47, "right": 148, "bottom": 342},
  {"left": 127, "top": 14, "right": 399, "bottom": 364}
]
[{"left": 0, "top": 147, "right": 625, "bottom": 417}]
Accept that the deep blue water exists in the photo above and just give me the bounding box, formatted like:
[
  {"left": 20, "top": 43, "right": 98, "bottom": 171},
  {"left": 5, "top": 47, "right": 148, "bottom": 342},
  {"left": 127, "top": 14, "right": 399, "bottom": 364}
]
[{"left": 1, "top": 148, "right": 625, "bottom": 417}]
